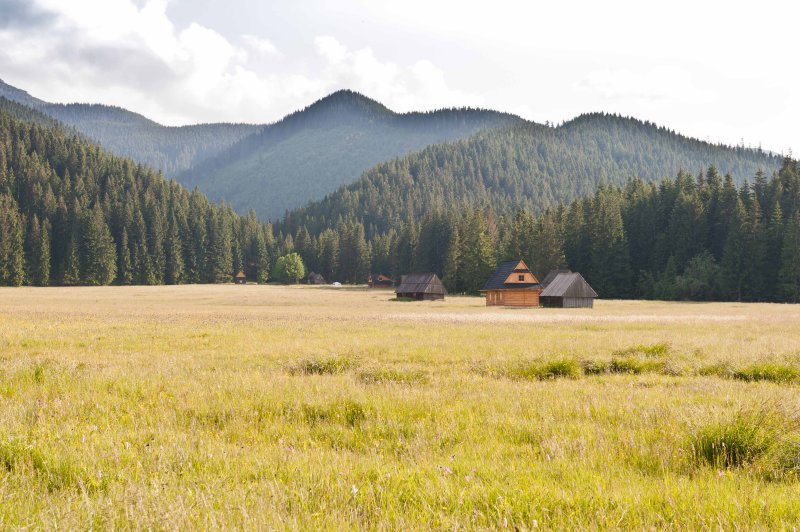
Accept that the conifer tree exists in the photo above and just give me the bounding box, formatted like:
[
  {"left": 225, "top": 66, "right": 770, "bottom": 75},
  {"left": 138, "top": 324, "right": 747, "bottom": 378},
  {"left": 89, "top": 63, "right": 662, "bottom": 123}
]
[
  {"left": 82, "top": 204, "right": 117, "bottom": 285},
  {"left": 778, "top": 211, "right": 800, "bottom": 302}
]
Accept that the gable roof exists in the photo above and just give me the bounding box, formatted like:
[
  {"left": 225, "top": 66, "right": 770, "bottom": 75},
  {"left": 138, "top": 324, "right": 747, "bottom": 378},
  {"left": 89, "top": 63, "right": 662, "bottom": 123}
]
[
  {"left": 234, "top": 271, "right": 246, "bottom": 279},
  {"left": 540, "top": 272, "right": 598, "bottom": 298},
  {"left": 481, "top": 260, "right": 541, "bottom": 291},
  {"left": 396, "top": 273, "right": 447, "bottom": 295},
  {"left": 541, "top": 269, "right": 572, "bottom": 288}
]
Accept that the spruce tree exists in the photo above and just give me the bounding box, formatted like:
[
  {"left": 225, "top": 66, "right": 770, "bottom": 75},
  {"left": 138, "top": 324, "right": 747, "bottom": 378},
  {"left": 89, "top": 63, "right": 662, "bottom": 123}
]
[
  {"left": 82, "top": 204, "right": 117, "bottom": 286},
  {"left": 778, "top": 211, "right": 800, "bottom": 302}
]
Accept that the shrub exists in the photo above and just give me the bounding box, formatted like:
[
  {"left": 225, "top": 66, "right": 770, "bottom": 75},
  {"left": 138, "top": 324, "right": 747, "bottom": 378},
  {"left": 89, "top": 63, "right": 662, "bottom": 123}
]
[
  {"left": 288, "top": 355, "right": 356, "bottom": 375},
  {"left": 732, "top": 363, "right": 800, "bottom": 384}
]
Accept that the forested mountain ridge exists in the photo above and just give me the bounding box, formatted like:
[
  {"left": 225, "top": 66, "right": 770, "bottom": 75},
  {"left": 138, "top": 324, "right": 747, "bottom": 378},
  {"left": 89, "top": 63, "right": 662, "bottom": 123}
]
[
  {"left": 181, "top": 89, "right": 524, "bottom": 219},
  {"left": 0, "top": 78, "right": 261, "bottom": 176},
  {"left": 0, "top": 104, "right": 274, "bottom": 287},
  {"left": 282, "top": 117, "right": 782, "bottom": 238}
]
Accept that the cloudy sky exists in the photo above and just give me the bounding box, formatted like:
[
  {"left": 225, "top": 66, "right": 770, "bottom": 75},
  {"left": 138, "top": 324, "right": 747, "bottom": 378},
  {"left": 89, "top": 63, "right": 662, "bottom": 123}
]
[{"left": 1, "top": 0, "right": 797, "bottom": 154}]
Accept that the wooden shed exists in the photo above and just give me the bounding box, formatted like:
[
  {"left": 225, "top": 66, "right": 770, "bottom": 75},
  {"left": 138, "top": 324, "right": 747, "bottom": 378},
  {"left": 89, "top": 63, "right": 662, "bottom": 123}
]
[
  {"left": 307, "top": 272, "right": 327, "bottom": 285},
  {"left": 539, "top": 272, "right": 598, "bottom": 308},
  {"left": 395, "top": 273, "right": 446, "bottom": 301},
  {"left": 480, "top": 259, "right": 542, "bottom": 307},
  {"left": 368, "top": 272, "right": 394, "bottom": 288},
  {"left": 234, "top": 271, "right": 247, "bottom": 284}
]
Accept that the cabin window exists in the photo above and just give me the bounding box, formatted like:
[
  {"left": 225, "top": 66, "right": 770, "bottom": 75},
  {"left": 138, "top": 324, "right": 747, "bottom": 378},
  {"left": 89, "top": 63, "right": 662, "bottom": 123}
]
[{"left": 518, "top": 274, "right": 525, "bottom": 281}]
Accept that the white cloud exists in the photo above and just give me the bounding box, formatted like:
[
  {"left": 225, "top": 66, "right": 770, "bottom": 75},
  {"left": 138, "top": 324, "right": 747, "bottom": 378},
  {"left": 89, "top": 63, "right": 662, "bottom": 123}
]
[
  {"left": 0, "top": 0, "right": 478, "bottom": 125},
  {"left": 313, "top": 35, "right": 482, "bottom": 112},
  {"left": 242, "top": 34, "right": 278, "bottom": 56}
]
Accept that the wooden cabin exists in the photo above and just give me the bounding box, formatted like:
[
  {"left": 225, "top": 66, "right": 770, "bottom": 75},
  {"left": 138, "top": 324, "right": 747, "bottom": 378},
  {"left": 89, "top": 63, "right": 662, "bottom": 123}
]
[
  {"left": 539, "top": 271, "right": 598, "bottom": 308},
  {"left": 368, "top": 273, "right": 394, "bottom": 288},
  {"left": 307, "top": 272, "right": 327, "bottom": 285},
  {"left": 480, "top": 259, "right": 542, "bottom": 307},
  {"left": 234, "top": 271, "right": 247, "bottom": 284},
  {"left": 395, "top": 273, "right": 447, "bottom": 301}
]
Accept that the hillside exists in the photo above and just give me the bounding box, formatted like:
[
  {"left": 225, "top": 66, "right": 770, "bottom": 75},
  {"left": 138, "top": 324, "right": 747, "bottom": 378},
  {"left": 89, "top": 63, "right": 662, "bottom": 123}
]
[
  {"left": 0, "top": 79, "right": 260, "bottom": 175},
  {"left": 181, "top": 90, "right": 522, "bottom": 219},
  {"left": 0, "top": 103, "right": 272, "bottom": 287},
  {"left": 282, "top": 116, "right": 782, "bottom": 237}
]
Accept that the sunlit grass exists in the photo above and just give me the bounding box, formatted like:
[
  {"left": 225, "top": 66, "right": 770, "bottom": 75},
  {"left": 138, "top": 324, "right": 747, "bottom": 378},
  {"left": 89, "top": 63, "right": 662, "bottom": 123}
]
[{"left": 1, "top": 285, "right": 800, "bottom": 528}]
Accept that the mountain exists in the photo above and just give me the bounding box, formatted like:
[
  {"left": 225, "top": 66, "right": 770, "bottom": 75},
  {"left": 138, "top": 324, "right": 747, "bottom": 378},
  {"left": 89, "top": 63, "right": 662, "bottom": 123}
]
[
  {"left": 0, "top": 78, "right": 260, "bottom": 175},
  {"left": 180, "top": 90, "right": 523, "bottom": 219},
  {"left": 282, "top": 114, "right": 783, "bottom": 238}
]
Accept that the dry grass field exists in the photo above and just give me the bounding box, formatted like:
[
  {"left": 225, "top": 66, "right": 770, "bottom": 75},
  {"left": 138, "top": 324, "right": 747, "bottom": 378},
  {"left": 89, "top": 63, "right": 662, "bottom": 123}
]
[{"left": 1, "top": 285, "right": 800, "bottom": 528}]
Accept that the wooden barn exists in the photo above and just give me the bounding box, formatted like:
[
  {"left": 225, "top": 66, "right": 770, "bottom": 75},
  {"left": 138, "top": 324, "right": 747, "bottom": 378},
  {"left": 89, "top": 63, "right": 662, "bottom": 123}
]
[
  {"left": 539, "top": 271, "right": 598, "bottom": 308},
  {"left": 307, "top": 272, "right": 327, "bottom": 285},
  {"left": 395, "top": 273, "right": 446, "bottom": 301},
  {"left": 234, "top": 271, "right": 246, "bottom": 284},
  {"left": 368, "top": 272, "right": 394, "bottom": 288},
  {"left": 480, "top": 259, "right": 542, "bottom": 307}
]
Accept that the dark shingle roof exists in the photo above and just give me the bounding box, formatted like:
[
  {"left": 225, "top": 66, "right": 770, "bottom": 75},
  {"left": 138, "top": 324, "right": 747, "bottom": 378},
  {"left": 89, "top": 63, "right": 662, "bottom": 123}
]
[
  {"left": 541, "top": 269, "right": 572, "bottom": 288},
  {"left": 481, "top": 260, "right": 541, "bottom": 291},
  {"left": 540, "top": 272, "right": 598, "bottom": 298},
  {"left": 396, "top": 273, "right": 447, "bottom": 295}
]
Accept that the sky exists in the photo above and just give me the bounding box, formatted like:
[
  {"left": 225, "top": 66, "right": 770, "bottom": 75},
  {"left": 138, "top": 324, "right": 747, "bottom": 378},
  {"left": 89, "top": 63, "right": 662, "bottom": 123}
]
[{"left": 0, "top": 0, "right": 797, "bottom": 155}]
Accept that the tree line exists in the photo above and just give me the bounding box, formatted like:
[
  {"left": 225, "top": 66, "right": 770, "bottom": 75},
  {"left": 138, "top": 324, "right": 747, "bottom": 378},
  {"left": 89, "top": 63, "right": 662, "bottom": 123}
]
[
  {"left": 0, "top": 107, "right": 278, "bottom": 286},
  {"left": 279, "top": 159, "right": 800, "bottom": 302}
]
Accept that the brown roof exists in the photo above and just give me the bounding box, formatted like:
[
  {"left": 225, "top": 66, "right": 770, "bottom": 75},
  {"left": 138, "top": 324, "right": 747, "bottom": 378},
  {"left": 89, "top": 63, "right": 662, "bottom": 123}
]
[
  {"left": 540, "top": 272, "right": 598, "bottom": 298},
  {"left": 234, "top": 271, "right": 246, "bottom": 279},
  {"left": 395, "top": 273, "right": 447, "bottom": 295}
]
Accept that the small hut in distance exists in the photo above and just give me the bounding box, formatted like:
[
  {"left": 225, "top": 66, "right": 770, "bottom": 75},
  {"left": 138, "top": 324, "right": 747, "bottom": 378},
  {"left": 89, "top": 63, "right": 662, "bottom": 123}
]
[
  {"left": 395, "top": 273, "right": 447, "bottom": 301},
  {"left": 234, "top": 271, "right": 246, "bottom": 284},
  {"left": 307, "top": 272, "right": 327, "bottom": 285},
  {"left": 539, "top": 271, "right": 598, "bottom": 308},
  {"left": 368, "top": 273, "right": 394, "bottom": 288}
]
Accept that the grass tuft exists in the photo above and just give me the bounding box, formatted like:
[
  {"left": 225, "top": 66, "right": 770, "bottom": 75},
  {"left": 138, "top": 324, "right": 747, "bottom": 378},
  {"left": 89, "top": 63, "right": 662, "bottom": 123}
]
[
  {"left": 732, "top": 362, "right": 800, "bottom": 384},
  {"left": 299, "top": 400, "right": 366, "bottom": 427},
  {"left": 613, "top": 342, "right": 670, "bottom": 358},
  {"left": 496, "top": 358, "right": 582, "bottom": 381},
  {"left": 357, "top": 368, "right": 429, "bottom": 385},
  {"left": 288, "top": 355, "right": 357, "bottom": 375},
  {"left": 690, "top": 407, "right": 781, "bottom": 469}
]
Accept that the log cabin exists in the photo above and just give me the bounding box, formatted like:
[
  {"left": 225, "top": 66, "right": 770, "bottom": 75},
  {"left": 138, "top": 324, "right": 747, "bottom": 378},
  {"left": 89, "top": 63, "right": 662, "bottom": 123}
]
[
  {"left": 480, "top": 260, "right": 542, "bottom": 307},
  {"left": 234, "top": 271, "right": 246, "bottom": 284},
  {"left": 368, "top": 272, "right": 394, "bottom": 288}
]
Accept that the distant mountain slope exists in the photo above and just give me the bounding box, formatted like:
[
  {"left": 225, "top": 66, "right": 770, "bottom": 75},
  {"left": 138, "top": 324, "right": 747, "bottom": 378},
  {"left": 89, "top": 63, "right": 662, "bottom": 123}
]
[
  {"left": 0, "top": 78, "right": 260, "bottom": 175},
  {"left": 181, "top": 90, "right": 523, "bottom": 219},
  {"left": 282, "top": 116, "right": 782, "bottom": 237}
]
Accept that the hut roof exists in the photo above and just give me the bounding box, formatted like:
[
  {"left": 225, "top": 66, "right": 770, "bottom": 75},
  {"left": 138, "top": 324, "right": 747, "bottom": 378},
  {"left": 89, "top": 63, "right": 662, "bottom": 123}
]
[
  {"left": 481, "top": 260, "right": 541, "bottom": 291},
  {"left": 234, "top": 271, "right": 246, "bottom": 279},
  {"left": 540, "top": 272, "right": 598, "bottom": 298},
  {"left": 395, "top": 273, "right": 447, "bottom": 295},
  {"left": 541, "top": 269, "right": 572, "bottom": 288},
  {"left": 308, "top": 272, "right": 326, "bottom": 284}
]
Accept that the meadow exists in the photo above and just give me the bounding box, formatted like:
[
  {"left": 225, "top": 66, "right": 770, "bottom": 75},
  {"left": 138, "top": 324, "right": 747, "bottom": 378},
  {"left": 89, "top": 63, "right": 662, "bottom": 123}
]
[{"left": 1, "top": 285, "right": 799, "bottom": 528}]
